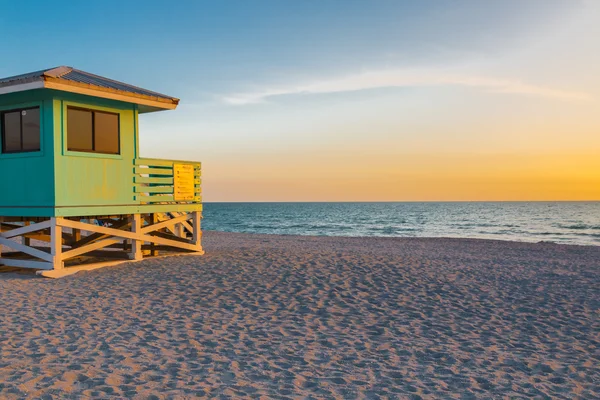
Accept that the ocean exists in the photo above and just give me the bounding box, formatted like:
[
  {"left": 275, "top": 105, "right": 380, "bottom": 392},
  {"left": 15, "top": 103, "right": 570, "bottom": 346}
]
[{"left": 202, "top": 202, "right": 600, "bottom": 246}]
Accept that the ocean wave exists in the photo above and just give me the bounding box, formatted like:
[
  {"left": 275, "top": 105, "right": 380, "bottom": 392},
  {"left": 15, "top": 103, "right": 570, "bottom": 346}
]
[
  {"left": 556, "top": 224, "right": 600, "bottom": 230},
  {"left": 203, "top": 202, "right": 600, "bottom": 246},
  {"left": 582, "top": 232, "right": 600, "bottom": 238},
  {"left": 367, "top": 226, "right": 419, "bottom": 235}
]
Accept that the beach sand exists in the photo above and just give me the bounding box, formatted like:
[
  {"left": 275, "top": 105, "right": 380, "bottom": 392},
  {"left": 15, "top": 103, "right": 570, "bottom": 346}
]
[{"left": 0, "top": 231, "right": 598, "bottom": 399}]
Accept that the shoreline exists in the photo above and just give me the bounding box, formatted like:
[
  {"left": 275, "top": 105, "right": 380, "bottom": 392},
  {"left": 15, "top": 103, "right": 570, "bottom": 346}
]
[{"left": 203, "top": 229, "right": 600, "bottom": 248}]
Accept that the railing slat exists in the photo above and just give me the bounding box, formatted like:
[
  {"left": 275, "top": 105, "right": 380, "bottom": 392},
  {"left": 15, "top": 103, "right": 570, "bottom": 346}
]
[
  {"left": 135, "top": 158, "right": 201, "bottom": 168},
  {"left": 135, "top": 194, "right": 176, "bottom": 203},
  {"left": 134, "top": 176, "right": 174, "bottom": 184},
  {"left": 134, "top": 167, "right": 174, "bottom": 175},
  {"left": 134, "top": 186, "right": 174, "bottom": 194},
  {"left": 133, "top": 158, "right": 201, "bottom": 205},
  {"left": 135, "top": 158, "right": 175, "bottom": 167}
]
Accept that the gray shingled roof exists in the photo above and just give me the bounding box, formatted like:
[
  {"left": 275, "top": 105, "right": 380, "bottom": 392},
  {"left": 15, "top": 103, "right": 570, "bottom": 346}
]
[
  {"left": 0, "top": 66, "right": 178, "bottom": 102},
  {"left": 0, "top": 68, "right": 50, "bottom": 86}
]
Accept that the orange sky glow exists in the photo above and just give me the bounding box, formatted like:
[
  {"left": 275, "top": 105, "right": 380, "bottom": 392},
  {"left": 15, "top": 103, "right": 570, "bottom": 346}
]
[{"left": 138, "top": 1, "right": 600, "bottom": 202}]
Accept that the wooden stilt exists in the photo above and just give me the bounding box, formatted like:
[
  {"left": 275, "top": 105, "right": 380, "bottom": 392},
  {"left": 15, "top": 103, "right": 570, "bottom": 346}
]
[
  {"left": 122, "top": 218, "right": 130, "bottom": 251},
  {"left": 192, "top": 211, "right": 202, "bottom": 251},
  {"left": 175, "top": 221, "right": 184, "bottom": 239},
  {"left": 150, "top": 213, "right": 158, "bottom": 256},
  {"left": 1, "top": 211, "right": 203, "bottom": 277},
  {"left": 51, "top": 218, "right": 64, "bottom": 270},
  {"left": 130, "top": 214, "right": 143, "bottom": 261},
  {"left": 23, "top": 221, "right": 31, "bottom": 246}
]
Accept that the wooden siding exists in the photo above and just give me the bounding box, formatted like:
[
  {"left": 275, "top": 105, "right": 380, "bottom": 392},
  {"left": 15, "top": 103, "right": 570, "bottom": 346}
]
[
  {"left": 0, "top": 90, "right": 56, "bottom": 216},
  {"left": 53, "top": 93, "right": 138, "bottom": 213},
  {"left": 0, "top": 90, "right": 201, "bottom": 218}
]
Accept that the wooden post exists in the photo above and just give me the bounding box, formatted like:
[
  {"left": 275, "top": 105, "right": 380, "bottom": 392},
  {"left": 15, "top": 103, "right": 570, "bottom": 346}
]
[
  {"left": 23, "top": 221, "right": 30, "bottom": 246},
  {"left": 150, "top": 213, "right": 158, "bottom": 256},
  {"left": 121, "top": 219, "right": 129, "bottom": 252},
  {"left": 130, "top": 214, "right": 143, "bottom": 261},
  {"left": 192, "top": 211, "right": 202, "bottom": 251},
  {"left": 171, "top": 213, "right": 182, "bottom": 238},
  {"left": 51, "top": 218, "right": 64, "bottom": 270}
]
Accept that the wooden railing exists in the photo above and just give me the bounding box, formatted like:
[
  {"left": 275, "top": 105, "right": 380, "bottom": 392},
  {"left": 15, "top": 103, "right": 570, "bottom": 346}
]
[{"left": 133, "top": 158, "right": 201, "bottom": 204}]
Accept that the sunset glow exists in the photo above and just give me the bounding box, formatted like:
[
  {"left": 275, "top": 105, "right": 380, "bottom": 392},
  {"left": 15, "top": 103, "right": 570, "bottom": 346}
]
[{"left": 3, "top": 0, "right": 598, "bottom": 201}]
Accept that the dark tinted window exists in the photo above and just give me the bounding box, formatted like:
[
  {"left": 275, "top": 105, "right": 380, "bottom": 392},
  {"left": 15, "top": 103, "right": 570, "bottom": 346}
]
[
  {"left": 67, "top": 107, "right": 120, "bottom": 154},
  {"left": 94, "top": 111, "right": 119, "bottom": 154},
  {"left": 67, "top": 108, "right": 93, "bottom": 151},
  {"left": 1, "top": 107, "right": 41, "bottom": 153},
  {"left": 22, "top": 108, "right": 40, "bottom": 151},
  {"left": 3, "top": 112, "right": 21, "bottom": 152}
]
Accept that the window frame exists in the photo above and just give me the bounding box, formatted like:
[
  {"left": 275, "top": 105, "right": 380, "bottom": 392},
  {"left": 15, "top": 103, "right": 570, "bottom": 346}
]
[
  {"left": 66, "top": 106, "right": 121, "bottom": 155},
  {"left": 0, "top": 106, "right": 41, "bottom": 154}
]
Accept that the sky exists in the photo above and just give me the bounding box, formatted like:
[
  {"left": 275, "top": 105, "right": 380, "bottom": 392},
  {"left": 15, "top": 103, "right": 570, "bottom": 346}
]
[{"left": 1, "top": 0, "right": 599, "bottom": 201}]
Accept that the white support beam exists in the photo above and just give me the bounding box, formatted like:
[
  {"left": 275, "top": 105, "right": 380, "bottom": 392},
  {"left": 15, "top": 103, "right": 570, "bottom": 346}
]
[
  {"left": 59, "top": 219, "right": 143, "bottom": 241},
  {"left": 0, "top": 237, "right": 53, "bottom": 262},
  {"left": 0, "top": 258, "right": 53, "bottom": 270},
  {"left": 0, "top": 220, "right": 52, "bottom": 239},
  {"left": 144, "top": 234, "right": 199, "bottom": 252},
  {"left": 183, "top": 220, "right": 194, "bottom": 233},
  {"left": 140, "top": 213, "right": 191, "bottom": 234},
  {"left": 150, "top": 214, "right": 158, "bottom": 256},
  {"left": 175, "top": 222, "right": 183, "bottom": 238},
  {"left": 0, "top": 212, "right": 204, "bottom": 277},
  {"left": 154, "top": 212, "right": 179, "bottom": 236},
  {"left": 51, "top": 218, "right": 64, "bottom": 270},
  {"left": 192, "top": 211, "right": 202, "bottom": 251},
  {"left": 168, "top": 211, "right": 194, "bottom": 235},
  {"left": 22, "top": 222, "right": 30, "bottom": 246},
  {"left": 58, "top": 218, "right": 197, "bottom": 249},
  {"left": 61, "top": 237, "right": 123, "bottom": 260},
  {"left": 130, "top": 214, "right": 143, "bottom": 261}
]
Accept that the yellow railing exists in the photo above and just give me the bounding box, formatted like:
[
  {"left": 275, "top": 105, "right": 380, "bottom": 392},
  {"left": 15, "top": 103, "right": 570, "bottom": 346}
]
[{"left": 133, "top": 158, "right": 201, "bottom": 204}]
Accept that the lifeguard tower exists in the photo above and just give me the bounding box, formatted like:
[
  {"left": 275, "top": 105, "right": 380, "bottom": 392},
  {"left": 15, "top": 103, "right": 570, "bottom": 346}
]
[{"left": 0, "top": 66, "right": 203, "bottom": 277}]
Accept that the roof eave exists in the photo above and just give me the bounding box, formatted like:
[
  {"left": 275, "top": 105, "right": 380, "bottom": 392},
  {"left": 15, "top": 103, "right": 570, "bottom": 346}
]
[
  {"left": 0, "top": 77, "right": 178, "bottom": 110},
  {"left": 42, "top": 77, "right": 179, "bottom": 110},
  {"left": 0, "top": 80, "right": 45, "bottom": 96}
]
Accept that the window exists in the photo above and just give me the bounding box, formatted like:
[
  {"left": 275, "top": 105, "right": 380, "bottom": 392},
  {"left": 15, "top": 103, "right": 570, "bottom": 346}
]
[
  {"left": 1, "top": 107, "right": 41, "bottom": 153},
  {"left": 67, "top": 107, "right": 120, "bottom": 154}
]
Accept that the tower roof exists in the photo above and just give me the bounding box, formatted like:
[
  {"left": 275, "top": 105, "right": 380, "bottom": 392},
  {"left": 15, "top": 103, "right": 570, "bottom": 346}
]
[{"left": 0, "top": 66, "right": 179, "bottom": 112}]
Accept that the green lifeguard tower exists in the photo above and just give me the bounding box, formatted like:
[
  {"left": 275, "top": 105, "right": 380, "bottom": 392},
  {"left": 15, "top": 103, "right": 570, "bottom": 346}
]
[{"left": 0, "top": 66, "right": 203, "bottom": 277}]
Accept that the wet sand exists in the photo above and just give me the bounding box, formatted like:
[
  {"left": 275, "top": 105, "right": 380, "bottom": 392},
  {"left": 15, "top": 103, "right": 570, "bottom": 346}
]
[{"left": 0, "top": 231, "right": 599, "bottom": 399}]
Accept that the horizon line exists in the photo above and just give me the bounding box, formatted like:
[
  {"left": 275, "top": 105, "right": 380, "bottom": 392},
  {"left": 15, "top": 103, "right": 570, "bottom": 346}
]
[{"left": 203, "top": 200, "right": 600, "bottom": 204}]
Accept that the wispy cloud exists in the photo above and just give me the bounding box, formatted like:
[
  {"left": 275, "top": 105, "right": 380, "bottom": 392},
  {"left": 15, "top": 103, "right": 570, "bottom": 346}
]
[{"left": 222, "top": 69, "right": 592, "bottom": 105}]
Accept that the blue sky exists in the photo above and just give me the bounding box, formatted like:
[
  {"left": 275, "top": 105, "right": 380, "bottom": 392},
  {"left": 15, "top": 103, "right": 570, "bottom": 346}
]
[
  {"left": 1, "top": 0, "right": 598, "bottom": 200},
  {"left": 0, "top": 1, "right": 580, "bottom": 95}
]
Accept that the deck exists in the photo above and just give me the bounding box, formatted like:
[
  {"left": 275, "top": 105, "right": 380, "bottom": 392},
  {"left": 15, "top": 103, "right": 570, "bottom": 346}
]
[
  {"left": 0, "top": 157, "right": 203, "bottom": 218},
  {"left": 0, "top": 157, "right": 203, "bottom": 276}
]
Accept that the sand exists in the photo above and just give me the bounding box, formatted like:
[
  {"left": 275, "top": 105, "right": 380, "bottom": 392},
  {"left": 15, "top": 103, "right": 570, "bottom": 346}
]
[{"left": 0, "top": 231, "right": 598, "bottom": 399}]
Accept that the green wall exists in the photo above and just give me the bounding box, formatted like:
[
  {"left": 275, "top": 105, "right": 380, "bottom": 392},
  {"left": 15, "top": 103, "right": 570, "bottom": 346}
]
[
  {"left": 0, "top": 90, "right": 56, "bottom": 217},
  {"left": 52, "top": 92, "right": 139, "bottom": 215}
]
